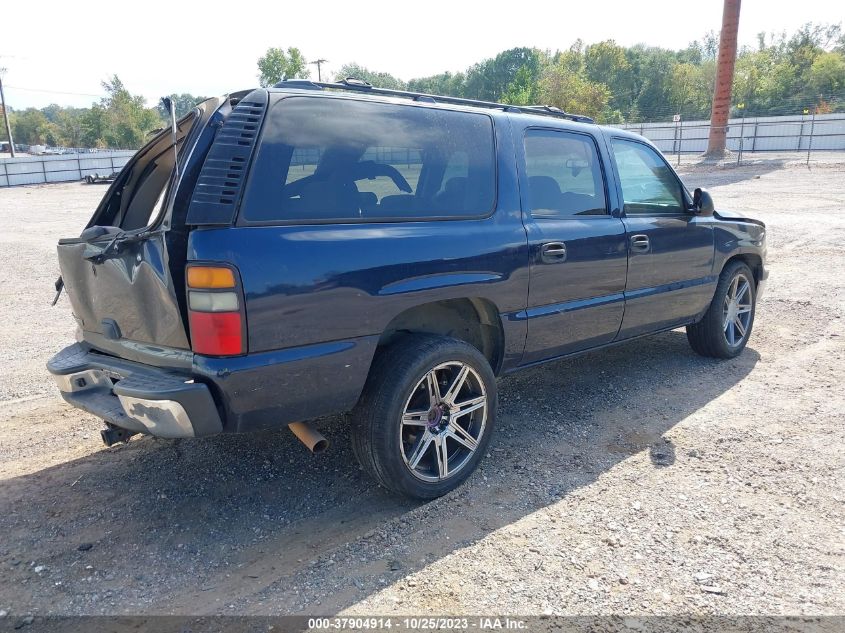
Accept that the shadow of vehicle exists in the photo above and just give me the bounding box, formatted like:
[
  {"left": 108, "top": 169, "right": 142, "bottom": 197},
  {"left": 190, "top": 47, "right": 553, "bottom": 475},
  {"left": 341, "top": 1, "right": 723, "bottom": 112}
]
[{"left": 0, "top": 330, "right": 759, "bottom": 615}]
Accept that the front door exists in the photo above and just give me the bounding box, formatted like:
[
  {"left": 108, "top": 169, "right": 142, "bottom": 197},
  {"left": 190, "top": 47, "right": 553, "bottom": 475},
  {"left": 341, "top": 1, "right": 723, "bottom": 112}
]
[
  {"left": 519, "top": 128, "right": 628, "bottom": 364},
  {"left": 607, "top": 137, "right": 715, "bottom": 339}
]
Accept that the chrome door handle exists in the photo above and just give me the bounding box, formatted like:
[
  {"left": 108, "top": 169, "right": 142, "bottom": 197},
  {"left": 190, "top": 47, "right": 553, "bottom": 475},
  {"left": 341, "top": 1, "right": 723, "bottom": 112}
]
[
  {"left": 540, "top": 242, "right": 567, "bottom": 263},
  {"left": 630, "top": 234, "right": 650, "bottom": 252}
]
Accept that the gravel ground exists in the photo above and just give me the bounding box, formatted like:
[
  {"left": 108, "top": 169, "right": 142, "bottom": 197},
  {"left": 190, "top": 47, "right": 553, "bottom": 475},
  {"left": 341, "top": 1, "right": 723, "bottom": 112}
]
[{"left": 0, "top": 162, "right": 842, "bottom": 619}]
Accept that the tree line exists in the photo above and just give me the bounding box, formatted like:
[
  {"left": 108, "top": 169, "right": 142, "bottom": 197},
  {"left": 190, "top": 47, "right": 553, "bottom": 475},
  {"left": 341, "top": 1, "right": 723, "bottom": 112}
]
[
  {"left": 5, "top": 22, "right": 843, "bottom": 150},
  {"left": 261, "top": 23, "right": 845, "bottom": 123},
  {"left": 3, "top": 76, "right": 206, "bottom": 150}
]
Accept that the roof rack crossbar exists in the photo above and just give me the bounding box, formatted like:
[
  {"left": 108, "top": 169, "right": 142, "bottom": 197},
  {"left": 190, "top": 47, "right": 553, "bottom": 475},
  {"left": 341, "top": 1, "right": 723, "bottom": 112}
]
[{"left": 273, "top": 78, "right": 595, "bottom": 123}]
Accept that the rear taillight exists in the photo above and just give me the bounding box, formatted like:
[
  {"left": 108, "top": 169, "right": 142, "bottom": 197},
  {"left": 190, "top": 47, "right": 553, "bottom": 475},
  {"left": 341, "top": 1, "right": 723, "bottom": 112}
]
[{"left": 186, "top": 265, "right": 245, "bottom": 356}]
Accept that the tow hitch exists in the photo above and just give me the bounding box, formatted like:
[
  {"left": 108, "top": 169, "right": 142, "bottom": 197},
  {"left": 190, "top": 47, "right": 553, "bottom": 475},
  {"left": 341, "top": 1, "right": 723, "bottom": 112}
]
[{"left": 100, "top": 424, "right": 137, "bottom": 447}]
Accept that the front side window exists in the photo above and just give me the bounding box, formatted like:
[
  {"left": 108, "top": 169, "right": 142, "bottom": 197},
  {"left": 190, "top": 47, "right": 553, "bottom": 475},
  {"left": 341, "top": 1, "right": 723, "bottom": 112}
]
[
  {"left": 240, "top": 97, "right": 496, "bottom": 223},
  {"left": 611, "top": 138, "right": 685, "bottom": 215},
  {"left": 523, "top": 129, "right": 608, "bottom": 218}
]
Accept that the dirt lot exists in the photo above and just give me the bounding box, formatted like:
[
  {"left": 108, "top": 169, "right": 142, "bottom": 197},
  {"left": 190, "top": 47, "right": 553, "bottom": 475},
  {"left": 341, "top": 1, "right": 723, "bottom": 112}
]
[{"left": 0, "top": 162, "right": 842, "bottom": 619}]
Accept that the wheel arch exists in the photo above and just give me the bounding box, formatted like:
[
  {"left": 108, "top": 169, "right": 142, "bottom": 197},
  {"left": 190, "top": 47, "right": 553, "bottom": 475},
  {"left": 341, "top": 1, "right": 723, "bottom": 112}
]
[
  {"left": 376, "top": 298, "right": 505, "bottom": 375},
  {"left": 722, "top": 253, "right": 764, "bottom": 287}
]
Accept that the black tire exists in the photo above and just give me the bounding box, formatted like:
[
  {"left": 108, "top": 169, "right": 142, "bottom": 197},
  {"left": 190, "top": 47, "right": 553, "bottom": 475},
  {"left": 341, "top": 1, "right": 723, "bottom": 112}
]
[
  {"left": 687, "top": 260, "right": 756, "bottom": 359},
  {"left": 351, "top": 335, "right": 497, "bottom": 499}
]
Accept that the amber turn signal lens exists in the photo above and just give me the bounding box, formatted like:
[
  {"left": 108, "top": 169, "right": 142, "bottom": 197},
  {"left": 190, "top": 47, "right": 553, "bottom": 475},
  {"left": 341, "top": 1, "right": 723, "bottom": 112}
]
[{"left": 187, "top": 266, "right": 235, "bottom": 289}]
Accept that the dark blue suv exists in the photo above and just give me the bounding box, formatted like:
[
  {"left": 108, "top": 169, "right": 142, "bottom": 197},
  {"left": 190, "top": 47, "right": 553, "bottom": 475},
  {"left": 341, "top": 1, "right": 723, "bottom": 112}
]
[{"left": 48, "top": 80, "right": 767, "bottom": 499}]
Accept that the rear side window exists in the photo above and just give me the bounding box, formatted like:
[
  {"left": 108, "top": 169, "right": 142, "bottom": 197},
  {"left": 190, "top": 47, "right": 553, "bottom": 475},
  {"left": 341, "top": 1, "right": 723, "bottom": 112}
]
[
  {"left": 523, "top": 129, "right": 607, "bottom": 218},
  {"left": 240, "top": 97, "right": 496, "bottom": 223}
]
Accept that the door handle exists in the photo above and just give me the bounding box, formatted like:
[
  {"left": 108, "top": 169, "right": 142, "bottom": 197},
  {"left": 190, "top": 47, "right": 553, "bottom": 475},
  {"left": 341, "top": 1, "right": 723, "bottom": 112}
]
[
  {"left": 630, "top": 234, "right": 650, "bottom": 252},
  {"left": 540, "top": 241, "right": 567, "bottom": 263}
]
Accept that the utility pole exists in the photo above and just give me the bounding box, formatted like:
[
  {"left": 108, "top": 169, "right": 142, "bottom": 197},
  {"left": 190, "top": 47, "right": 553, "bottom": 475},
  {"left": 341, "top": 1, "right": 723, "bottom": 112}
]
[
  {"left": 0, "top": 68, "right": 15, "bottom": 158},
  {"left": 309, "top": 59, "right": 328, "bottom": 82},
  {"left": 705, "top": 0, "right": 741, "bottom": 158}
]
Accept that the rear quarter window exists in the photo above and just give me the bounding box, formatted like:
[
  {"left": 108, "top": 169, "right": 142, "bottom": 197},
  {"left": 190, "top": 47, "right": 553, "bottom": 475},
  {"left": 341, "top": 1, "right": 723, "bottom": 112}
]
[{"left": 239, "top": 97, "right": 496, "bottom": 224}]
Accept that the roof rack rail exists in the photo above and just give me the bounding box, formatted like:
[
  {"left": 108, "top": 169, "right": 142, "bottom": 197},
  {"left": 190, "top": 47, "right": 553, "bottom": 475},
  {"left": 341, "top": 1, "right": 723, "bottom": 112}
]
[
  {"left": 519, "top": 105, "right": 595, "bottom": 124},
  {"left": 272, "top": 78, "right": 595, "bottom": 124}
]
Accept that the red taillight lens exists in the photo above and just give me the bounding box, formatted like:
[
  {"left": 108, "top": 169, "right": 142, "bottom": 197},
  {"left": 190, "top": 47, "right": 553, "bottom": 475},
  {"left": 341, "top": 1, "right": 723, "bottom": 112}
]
[
  {"left": 186, "top": 264, "right": 244, "bottom": 356},
  {"left": 188, "top": 312, "right": 243, "bottom": 356}
]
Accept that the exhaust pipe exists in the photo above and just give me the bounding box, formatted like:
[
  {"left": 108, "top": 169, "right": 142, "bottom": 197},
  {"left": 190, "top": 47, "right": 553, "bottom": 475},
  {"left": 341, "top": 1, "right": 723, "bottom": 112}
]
[
  {"left": 101, "top": 425, "right": 137, "bottom": 447},
  {"left": 288, "top": 421, "right": 329, "bottom": 454}
]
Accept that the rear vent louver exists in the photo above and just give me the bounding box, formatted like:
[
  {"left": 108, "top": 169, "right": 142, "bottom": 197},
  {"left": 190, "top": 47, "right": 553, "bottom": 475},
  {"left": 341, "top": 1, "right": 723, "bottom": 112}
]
[{"left": 186, "top": 89, "right": 268, "bottom": 225}]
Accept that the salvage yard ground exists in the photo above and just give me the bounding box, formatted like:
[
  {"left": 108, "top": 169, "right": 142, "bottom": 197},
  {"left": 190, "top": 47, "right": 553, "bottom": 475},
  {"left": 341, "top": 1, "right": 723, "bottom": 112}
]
[{"left": 0, "top": 160, "right": 843, "bottom": 617}]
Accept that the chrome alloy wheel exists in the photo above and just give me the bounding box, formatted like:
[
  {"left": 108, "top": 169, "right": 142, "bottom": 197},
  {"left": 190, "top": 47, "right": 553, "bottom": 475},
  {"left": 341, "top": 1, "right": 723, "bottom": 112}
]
[
  {"left": 723, "top": 272, "right": 753, "bottom": 347},
  {"left": 399, "top": 361, "right": 487, "bottom": 482}
]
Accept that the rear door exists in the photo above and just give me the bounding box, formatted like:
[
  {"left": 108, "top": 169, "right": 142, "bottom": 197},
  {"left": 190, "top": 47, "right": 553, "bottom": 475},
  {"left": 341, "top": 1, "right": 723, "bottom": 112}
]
[
  {"left": 56, "top": 96, "right": 229, "bottom": 362},
  {"left": 518, "top": 126, "right": 628, "bottom": 364},
  {"left": 606, "top": 136, "right": 715, "bottom": 338}
]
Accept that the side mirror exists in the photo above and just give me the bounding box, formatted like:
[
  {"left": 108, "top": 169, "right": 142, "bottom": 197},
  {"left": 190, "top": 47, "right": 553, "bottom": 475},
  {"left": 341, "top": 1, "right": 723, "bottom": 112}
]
[{"left": 693, "top": 188, "right": 715, "bottom": 216}]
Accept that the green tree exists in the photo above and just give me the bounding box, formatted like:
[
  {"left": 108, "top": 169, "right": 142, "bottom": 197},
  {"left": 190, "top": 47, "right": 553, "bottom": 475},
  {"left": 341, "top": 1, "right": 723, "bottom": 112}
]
[
  {"left": 76, "top": 76, "right": 160, "bottom": 149},
  {"left": 56, "top": 109, "right": 84, "bottom": 147},
  {"left": 501, "top": 65, "right": 540, "bottom": 105},
  {"left": 323, "top": 21, "right": 845, "bottom": 123},
  {"left": 733, "top": 49, "right": 773, "bottom": 114},
  {"left": 538, "top": 61, "right": 611, "bottom": 120},
  {"left": 627, "top": 46, "right": 677, "bottom": 121},
  {"left": 11, "top": 108, "right": 54, "bottom": 145},
  {"left": 668, "top": 62, "right": 711, "bottom": 119},
  {"left": 334, "top": 64, "right": 407, "bottom": 90},
  {"left": 464, "top": 47, "right": 543, "bottom": 101},
  {"left": 81, "top": 106, "right": 108, "bottom": 148},
  {"left": 41, "top": 104, "right": 64, "bottom": 123},
  {"left": 157, "top": 93, "right": 209, "bottom": 119},
  {"left": 257, "top": 47, "right": 308, "bottom": 86},
  {"left": 100, "top": 76, "right": 160, "bottom": 148},
  {"left": 407, "top": 71, "right": 466, "bottom": 97},
  {"left": 808, "top": 51, "right": 845, "bottom": 96},
  {"left": 584, "top": 40, "right": 633, "bottom": 112}
]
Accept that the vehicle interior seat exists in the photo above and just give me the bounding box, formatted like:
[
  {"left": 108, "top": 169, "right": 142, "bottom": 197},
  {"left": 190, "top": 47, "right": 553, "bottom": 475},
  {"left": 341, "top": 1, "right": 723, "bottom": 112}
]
[
  {"left": 358, "top": 192, "right": 378, "bottom": 214},
  {"left": 375, "top": 194, "right": 421, "bottom": 216},
  {"left": 435, "top": 177, "right": 468, "bottom": 212},
  {"left": 527, "top": 176, "right": 562, "bottom": 212},
  {"left": 298, "top": 179, "right": 361, "bottom": 219}
]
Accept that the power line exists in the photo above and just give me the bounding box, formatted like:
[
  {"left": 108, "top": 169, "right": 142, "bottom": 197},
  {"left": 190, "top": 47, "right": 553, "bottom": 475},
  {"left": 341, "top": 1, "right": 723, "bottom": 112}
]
[{"left": 5, "top": 85, "right": 102, "bottom": 98}]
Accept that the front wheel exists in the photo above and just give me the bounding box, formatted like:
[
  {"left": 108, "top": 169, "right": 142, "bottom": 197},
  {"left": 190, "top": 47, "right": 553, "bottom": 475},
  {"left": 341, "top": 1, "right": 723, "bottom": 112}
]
[
  {"left": 351, "top": 335, "right": 496, "bottom": 499},
  {"left": 687, "top": 261, "right": 756, "bottom": 358}
]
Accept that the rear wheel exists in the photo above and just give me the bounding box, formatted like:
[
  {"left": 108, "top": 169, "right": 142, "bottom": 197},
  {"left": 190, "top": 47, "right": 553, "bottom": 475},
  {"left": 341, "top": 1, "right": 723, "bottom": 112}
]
[
  {"left": 687, "top": 261, "right": 756, "bottom": 358},
  {"left": 351, "top": 335, "right": 496, "bottom": 499}
]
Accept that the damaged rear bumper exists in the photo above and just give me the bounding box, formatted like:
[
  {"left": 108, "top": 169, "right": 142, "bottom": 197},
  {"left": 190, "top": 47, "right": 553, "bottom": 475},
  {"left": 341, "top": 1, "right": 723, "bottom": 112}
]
[{"left": 47, "top": 343, "right": 223, "bottom": 439}]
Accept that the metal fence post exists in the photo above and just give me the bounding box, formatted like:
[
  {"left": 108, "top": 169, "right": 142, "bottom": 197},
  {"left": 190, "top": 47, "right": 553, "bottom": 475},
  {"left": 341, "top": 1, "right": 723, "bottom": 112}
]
[
  {"left": 798, "top": 113, "right": 805, "bottom": 151},
  {"left": 737, "top": 114, "right": 745, "bottom": 165},
  {"left": 677, "top": 121, "right": 683, "bottom": 167},
  {"left": 807, "top": 111, "right": 816, "bottom": 166}
]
